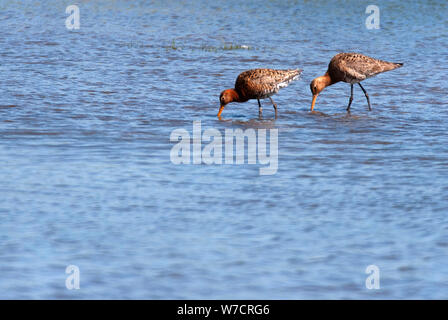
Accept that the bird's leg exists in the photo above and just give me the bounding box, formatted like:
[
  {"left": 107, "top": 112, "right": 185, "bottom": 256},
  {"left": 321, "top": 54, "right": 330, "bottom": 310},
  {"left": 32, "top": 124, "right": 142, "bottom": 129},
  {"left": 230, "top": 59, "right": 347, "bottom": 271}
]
[
  {"left": 257, "top": 99, "right": 263, "bottom": 119},
  {"left": 269, "top": 97, "right": 278, "bottom": 118},
  {"left": 358, "top": 83, "right": 372, "bottom": 111},
  {"left": 346, "top": 84, "right": 354, "bottom": 112}
]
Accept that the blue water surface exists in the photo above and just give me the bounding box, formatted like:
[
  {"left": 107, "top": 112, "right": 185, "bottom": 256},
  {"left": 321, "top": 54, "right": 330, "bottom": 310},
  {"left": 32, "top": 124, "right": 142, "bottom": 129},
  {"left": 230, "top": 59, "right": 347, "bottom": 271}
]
[{"left": 0, "top": 0, "right": 447, "bottom": 299}]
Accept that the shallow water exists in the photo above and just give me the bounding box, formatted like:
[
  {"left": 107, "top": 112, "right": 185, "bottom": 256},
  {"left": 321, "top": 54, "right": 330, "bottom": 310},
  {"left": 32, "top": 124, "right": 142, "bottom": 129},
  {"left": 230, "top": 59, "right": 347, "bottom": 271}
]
[{"left": 1, "top": 0, "right": 448, "bottom": 299}]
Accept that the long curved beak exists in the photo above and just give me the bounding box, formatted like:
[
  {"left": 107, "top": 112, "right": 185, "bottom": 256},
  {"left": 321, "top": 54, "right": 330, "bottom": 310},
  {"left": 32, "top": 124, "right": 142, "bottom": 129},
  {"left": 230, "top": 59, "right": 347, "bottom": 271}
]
[
  {"left": 310, "top": 95, "right": 317, "bottom": 112},
  {"left": 217, "top": 105, "right": 225, "bottom": 118}
]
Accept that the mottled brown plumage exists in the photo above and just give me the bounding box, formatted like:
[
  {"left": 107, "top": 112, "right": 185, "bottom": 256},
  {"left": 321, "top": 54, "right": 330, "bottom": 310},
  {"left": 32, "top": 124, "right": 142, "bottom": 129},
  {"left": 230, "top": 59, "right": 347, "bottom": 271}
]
[
  {"left": 218, "top": 68, "right": 301, "bottom": 118},
  {"left": 310, "top": 53, "right": 403, "bottom": 112}
]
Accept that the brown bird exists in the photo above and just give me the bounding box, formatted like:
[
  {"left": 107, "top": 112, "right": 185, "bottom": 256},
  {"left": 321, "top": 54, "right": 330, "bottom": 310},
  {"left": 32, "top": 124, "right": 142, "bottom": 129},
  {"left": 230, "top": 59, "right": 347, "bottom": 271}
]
[
  {"left": 310, "top": 53, "right": 403, "bottom": 112},
  {"left": 218, "top": 68, "right": 302, "bottom": 118}
]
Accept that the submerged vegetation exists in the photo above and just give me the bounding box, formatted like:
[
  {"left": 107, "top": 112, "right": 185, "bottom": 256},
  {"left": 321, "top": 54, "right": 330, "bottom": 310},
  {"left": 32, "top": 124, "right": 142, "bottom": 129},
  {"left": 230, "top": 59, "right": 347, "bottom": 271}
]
[
  {"left": 169, "top": 39, "right": 181, "bottom": 50},
  {"left": 121, "top": 39, "right": 254, "bottom": 52},
  {"left": 165, "top": 40, "right": 253, "bottom": 52},
  {"left": 219, "top": 43, "right": 253, "bottom": 51}
]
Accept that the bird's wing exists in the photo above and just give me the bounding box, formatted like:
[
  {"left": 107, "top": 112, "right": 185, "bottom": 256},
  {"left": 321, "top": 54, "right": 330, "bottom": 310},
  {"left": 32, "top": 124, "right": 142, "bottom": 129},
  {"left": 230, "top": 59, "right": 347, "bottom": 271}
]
[
  {"left": 236, "top": 69, "right": 300, "bottom": 97},
  {"left": 337, "top": 53, "right": 394, "bottom": 81}
]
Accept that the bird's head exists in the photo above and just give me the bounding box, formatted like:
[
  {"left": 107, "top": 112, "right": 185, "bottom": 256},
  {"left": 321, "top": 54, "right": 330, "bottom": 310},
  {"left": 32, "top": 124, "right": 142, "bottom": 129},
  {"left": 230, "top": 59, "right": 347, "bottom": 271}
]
[
  {"left": 218, "top": 89, "right": 239, "bottom": 117},
  {"left": 310, "top": 74, "right": 332, "bottom": 111},
  {"left": 310, "top": 77, "right": 327, "bottom": 96}
]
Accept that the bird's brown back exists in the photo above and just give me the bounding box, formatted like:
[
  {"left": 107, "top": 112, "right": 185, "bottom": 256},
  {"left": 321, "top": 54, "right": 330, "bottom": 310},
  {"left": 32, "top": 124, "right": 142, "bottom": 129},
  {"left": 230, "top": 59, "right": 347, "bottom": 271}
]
[
  {"left": 328, "top": 53, "right": 403, "bottom": 83},
  {"left": 235, "top": 68, "right": 301, "bottom": 99}
]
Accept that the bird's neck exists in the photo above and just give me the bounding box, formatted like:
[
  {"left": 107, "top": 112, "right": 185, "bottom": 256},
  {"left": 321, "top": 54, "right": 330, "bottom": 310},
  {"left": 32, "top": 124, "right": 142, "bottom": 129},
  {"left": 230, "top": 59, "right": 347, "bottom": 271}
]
[
  {"left": 321, "top": 72, "right": 335, "bottom": 87},
  {"left": 229, "top": 88, "right": 246, "bottom": 103}
]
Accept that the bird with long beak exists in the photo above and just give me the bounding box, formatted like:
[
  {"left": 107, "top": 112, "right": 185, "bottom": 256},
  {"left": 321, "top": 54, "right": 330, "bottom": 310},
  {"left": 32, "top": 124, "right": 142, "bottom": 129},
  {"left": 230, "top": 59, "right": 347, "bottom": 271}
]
[
  {"left": 218, "top": 68, "right": 302, "bottom": 118},
  {"left": 310, "top": 53, "right": 403, "bottom": 112}
]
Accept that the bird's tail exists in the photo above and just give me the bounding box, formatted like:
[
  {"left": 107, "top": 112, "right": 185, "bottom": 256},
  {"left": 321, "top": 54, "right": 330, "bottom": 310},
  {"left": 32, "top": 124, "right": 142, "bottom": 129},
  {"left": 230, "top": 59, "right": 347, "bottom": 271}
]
[
  {"left": 290, "top": 68, "right": 302, "bottom": 81},
  {"left": 390, "top": 62, "right": 403, "bottom": 70},
  {"left": 382, "top": 61, "right": 403, "bottom": 72},
  {"left": 277, "top": 69, "right": 302, "bottom": 89}
]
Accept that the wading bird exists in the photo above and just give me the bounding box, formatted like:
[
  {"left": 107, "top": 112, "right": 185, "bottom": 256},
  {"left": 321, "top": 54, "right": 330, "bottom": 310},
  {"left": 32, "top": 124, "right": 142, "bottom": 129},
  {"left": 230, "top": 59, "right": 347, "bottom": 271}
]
[
  {"left": 218, "top": 68, "right": 302, "bottom": 118},
  {"left": 310, "top": 53, "right": 403, "bottom": 112}
]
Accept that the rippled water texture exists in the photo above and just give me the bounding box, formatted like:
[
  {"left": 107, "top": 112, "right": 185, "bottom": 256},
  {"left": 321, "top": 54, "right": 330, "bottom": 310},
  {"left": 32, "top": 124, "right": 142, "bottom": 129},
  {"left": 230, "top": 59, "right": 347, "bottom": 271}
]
[{"left": 1, "top": 0, "right": 448, "bottom": 299}]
